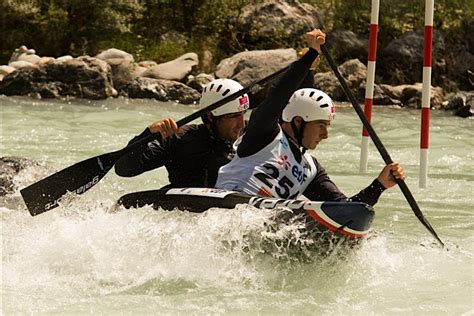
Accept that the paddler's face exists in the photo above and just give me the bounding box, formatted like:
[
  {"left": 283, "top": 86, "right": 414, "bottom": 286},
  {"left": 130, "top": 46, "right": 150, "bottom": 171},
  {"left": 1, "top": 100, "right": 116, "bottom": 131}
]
[
  {"left": 302, "top": 119, "right": 330, "bottom": 149},
  {"left": 215, "top": 111, "right": 246, "bottom": 142}
]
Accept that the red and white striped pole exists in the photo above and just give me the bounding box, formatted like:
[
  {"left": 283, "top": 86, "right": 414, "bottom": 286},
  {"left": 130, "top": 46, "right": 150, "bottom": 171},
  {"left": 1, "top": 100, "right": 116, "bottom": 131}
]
[
  {"left": 420, "top": 0, "right": 434, "bottom": 188},
  {"left": 360, "top": 0, "right": 380, "bottom": 173}
]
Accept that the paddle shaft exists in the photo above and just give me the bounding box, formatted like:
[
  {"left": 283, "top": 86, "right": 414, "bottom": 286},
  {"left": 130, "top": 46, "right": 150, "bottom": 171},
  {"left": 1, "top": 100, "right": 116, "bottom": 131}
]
[
  {"left": 121, "top": 66, "right": 288, "bottom": 155},
  {"left": 320, "top": 45, "right": 444, "bottom": 247}
]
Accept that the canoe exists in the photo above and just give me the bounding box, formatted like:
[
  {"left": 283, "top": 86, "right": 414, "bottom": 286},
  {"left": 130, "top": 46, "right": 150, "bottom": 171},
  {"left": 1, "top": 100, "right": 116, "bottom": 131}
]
[{"left": 117, "top": 187, "right": 375, "bottom": 240}]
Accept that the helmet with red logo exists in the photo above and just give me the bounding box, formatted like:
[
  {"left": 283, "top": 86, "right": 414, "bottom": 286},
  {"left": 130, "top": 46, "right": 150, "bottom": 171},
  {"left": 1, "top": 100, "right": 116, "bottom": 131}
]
[
  {"left": 282, "top": 88, "right": 335, "bottom": 122},
  {"left": 200, "top": 78, "right": 250, "bottom": 116}
]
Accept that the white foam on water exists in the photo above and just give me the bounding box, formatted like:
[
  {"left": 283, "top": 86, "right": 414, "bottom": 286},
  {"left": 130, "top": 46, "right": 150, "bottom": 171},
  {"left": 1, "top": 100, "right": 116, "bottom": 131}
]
[{"left": 2, "top": 97, "right": 473, "bottom": 314}]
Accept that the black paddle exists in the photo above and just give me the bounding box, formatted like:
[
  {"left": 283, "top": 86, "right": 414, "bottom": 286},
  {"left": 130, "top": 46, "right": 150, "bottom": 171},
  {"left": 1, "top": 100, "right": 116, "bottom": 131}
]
[
  {"left": 21, "top": 66, "right": 289, "bottom": 216},
  {"left": 320, "top": 45, "right": 444, "bottom": 246}
]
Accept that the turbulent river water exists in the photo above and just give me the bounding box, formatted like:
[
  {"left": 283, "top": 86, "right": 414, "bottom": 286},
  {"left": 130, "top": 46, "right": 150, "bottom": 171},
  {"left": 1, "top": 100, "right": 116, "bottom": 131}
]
[{"left": 1, "top": 96, "right": 473, "bottom": 315}]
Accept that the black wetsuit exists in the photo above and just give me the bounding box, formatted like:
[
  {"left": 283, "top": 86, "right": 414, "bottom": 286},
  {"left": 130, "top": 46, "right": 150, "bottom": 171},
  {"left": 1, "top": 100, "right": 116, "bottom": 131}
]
[
  {"left": 115, "top": 124, "right": 233, "bottom": 188},
  {"left": 231, "top": 48, "right": 386, "bottom": 206}
]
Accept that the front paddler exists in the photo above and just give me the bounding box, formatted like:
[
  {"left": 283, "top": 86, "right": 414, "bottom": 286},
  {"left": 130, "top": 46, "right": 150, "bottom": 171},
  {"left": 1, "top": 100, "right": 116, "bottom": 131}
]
[{"left": 215, "top": 28, "right": 405, "bottom": 207}]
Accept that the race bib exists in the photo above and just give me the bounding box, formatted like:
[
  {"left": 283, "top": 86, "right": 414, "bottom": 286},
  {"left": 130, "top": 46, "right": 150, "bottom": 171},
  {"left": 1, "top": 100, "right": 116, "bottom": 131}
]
[{"left": 251, "top": 153, "right": 314, "bottom": 199}]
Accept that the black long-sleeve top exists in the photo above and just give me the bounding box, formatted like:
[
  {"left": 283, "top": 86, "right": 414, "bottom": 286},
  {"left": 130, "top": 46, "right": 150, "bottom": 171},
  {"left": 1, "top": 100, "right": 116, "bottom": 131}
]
[
  {"left": 234, "top": 48, "right": 386, "bottom": 206},
  {"left": 115, "top": 124, "right": 233, "bottom": 188}
]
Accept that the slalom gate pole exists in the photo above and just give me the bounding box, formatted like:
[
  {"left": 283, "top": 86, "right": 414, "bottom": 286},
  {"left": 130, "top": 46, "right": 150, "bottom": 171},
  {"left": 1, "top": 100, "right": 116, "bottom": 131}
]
[
  {"left": 359, "top": 0, "right": 380, "bottom": 173},
  {"left": 419, "top": 0, "right": 434, "bottom": 188},
  {"left": 360, "top": 0, "right": 380, "bottom": 173}
]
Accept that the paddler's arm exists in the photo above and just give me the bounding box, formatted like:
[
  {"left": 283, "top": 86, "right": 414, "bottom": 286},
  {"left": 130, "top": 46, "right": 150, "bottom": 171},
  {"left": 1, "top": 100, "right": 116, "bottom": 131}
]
[
  {"left": 347, "top": 179, "right": 386, "bottom": 205},
  {"left": 237, "top": 30, "right": 324, "bottom": 158},
  {"left": 349, "top": 163, "right": 405, "bottom": 205},
  {"left": 237, "top": 49, "right": 319, "bottom": 157},
  {"left": 115, "top": 117, "right": 180, "bottom": 177},
  {"left": 302, "top": 157, "right": 388, "bottom": 206}
]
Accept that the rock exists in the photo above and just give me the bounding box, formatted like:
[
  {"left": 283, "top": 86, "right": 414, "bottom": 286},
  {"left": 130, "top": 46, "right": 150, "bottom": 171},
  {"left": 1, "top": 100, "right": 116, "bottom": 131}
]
[
  {"left": 232, "top": 0, "right": 323, "bottom": 49},
  {"left": 138, "top": 61, "right": 158, "bottom": 68},
  {"left": 0, "top": 65, "right": 16, "bottom": 76},
  {"left": 214, "top": 48, "right": 297, "bottom": 106},
  {"left": 122, "top": 77, "right": 200, "bottom": 104},
  {"left": 56, "top": 55, "right": 74, "bottom": 62},
  {"left": 141, "top": 53, "right": 199, "bottom": 81},
  {"left": 0, "top": 156, "right": 41, "bottom": 196},
  {"left": 38, "top": 57, "right": 55, "bottom": 64},
  {"left": 18, "top": 53, "right": 42, "bottom": 64},
  {"left": 132, "top": 65, "right": 149, "bottom": 78},
  {"left": 214, "top": 48, "right": 297, "bottom": 86},
  {"left": 466, "top": 91, "right": 474, "bottom": 106},
  {"left": 380, "top": 29, "right": 446, "bottom": 86},
  {"left": 186, "top": 73, "right": 215, "bottom": 93},
  {"left": 8, "top": 60, "right": 36, "bottom": 70},
  {"left": 399, "top": 83, "right": 444, "bottom": 109},
  {"left": 455, "top": 105, "right": 473, "bottom": 118},
  {"left": 446, "top": 95, "right": 465, "bottom": 110},
  {"left": 327, "top": 30, "right": 368, "bottom": 64},
  {"left": 359, "top": 84, "right": 402, "bottom": 106},
  {"left": 312, "top": 71, "right": 339, "bottom": 99},
  {"left": 314, "top": 59, "right": 367, "bottom": 101},
  {"left": 380, "top": 84, "right": 413, "bottom": 100},
  {"left": 112, "top": 59, "right": 135, "bottom": 88},
  {"left": 9, "top": 45, "right": 42, "bottom": 66},
  {"left": 340, "top": 59, "right": 367, "bottom": 84},
  {"left": 96, "top": 48, "right": 134, "bottom": 63},
  {"left": 96, "top": 48, "right": 135, "bottom": 89},
  {"left": 448, "top": 46, "right": 474, "bottom": 91},
  {"left": 0, "top": 57, "right": 116, "bottom": 99},
  {"left": 446, "top": 91, "right": 474, "bottom": 117},
  {"left": 134, "top": 61, "right": 158, "bottom": 78},
  {"left": 8, "top": 45, "right": 28, "bottom": 63}
]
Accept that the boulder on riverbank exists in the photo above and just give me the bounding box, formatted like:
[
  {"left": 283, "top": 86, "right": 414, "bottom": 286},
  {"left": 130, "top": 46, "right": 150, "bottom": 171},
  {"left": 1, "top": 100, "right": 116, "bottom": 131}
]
[
  {"left": 444, "top": 91, "right": 474, "bottom": 118},
  {"left": 121, "top": 77, "right": 201, "bottom": 104},
  {"left": 141, "top": 52, "right": 199, "bottom": 82},
  {"left": 215, "top": 48, "right": 297, "bottom": 86},
  {"left": 225, "top": 0, "right": 323, "bottom": 52},
  {"left": 0, "top": 56, "right": 117, "bottom": 99}
]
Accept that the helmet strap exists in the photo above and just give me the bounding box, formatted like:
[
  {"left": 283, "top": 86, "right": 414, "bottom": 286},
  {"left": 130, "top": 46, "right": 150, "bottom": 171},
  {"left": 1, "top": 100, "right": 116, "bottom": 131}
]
[
  {"left": 290, "top": 119, "right": 307, "bottom": 153},
  {"left": 201, "top": 112, "right": 211, "bottom": 124},
  {"left": 209, "top": 115, "right": 224, "bottom": 141}
]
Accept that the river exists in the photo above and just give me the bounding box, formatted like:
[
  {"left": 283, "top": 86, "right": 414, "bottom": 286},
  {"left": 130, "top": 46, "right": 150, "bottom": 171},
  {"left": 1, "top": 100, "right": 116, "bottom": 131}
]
[{"left": 1, "top": 95, "right": 473, "bottom": 314}]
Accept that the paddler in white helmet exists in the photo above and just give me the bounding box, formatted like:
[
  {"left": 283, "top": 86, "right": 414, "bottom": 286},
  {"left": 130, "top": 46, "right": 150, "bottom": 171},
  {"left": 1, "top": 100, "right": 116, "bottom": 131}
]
[
  {"left": 115, "top": 78, "right": 249, "bottom": 188},
  {"left": 215, "top": 28, "right": 405, "bottom": 206}
]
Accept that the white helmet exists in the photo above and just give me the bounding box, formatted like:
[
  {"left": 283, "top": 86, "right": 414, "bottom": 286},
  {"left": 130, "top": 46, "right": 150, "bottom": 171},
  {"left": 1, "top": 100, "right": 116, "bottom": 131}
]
[
  {"left": 200, "top": 78, "right": 250, "bottom": 116},
  {"left": 282, "top": 88, "right": 335, "bottom": 122}
]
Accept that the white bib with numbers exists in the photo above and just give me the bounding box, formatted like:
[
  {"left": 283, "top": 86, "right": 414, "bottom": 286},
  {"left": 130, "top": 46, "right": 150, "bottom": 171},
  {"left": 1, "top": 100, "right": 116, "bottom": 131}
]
[{"left": 215, "top": 129, "right": 317, "bottom": 199}]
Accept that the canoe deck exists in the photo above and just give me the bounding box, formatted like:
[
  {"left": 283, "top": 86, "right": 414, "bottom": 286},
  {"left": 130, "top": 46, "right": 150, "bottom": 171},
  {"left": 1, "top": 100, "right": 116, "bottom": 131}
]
[{"left": 118, "top": 188, "right": 375, "bottom": 241}]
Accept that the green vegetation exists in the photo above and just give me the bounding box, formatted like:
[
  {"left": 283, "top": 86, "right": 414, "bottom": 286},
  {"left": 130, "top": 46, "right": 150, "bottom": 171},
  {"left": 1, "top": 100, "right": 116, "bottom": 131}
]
[{"left": 0, "top": 0, "right": 472, "bottom": 72}]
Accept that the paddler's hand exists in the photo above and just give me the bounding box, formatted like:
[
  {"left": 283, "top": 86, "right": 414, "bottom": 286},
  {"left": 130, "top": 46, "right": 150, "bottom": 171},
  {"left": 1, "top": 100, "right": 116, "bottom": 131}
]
[
  {"left": 306, "top": 29, "right": 326, "bottom": 53},
  {"left": 377, "top": 162, "right": 405, "bottom": 189},
  {"left": 148, "top": 117, "right": 179, "bottom": 139}
]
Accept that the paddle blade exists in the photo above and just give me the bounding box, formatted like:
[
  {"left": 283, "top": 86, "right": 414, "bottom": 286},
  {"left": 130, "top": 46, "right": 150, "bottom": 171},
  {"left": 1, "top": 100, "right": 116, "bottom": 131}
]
[{"left": 20, "top": 150, "right": 121, "bottom": 216}]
